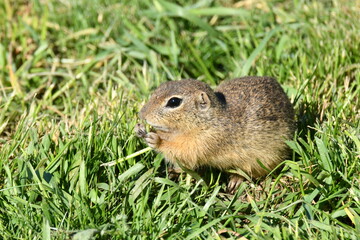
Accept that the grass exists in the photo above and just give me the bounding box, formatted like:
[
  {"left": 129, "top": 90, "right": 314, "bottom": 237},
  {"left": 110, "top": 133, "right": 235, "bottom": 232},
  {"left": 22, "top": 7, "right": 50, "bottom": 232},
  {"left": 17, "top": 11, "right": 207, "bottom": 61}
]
[{"left": 0, "top": 0, "right": 359, "bottom": 239}]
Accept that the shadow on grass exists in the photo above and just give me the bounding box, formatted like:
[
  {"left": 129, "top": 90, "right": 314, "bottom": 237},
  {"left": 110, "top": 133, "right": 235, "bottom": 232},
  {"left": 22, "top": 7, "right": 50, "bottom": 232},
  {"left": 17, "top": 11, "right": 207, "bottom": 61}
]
[{"left": 295, "top": 99, "right": 322, "bottom": 140}]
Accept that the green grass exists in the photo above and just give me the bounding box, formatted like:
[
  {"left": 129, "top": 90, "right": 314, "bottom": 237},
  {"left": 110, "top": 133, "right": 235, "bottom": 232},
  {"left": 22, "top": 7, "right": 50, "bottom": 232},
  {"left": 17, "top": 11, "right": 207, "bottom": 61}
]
[{"left": 0, "top": 0, "right": 359, "bottom": 239}]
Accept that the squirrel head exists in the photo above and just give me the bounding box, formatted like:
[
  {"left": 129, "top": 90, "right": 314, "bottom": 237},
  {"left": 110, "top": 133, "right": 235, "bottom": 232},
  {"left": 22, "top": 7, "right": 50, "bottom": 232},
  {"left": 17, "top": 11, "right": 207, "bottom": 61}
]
[{"left": 139, "top": 79, "right": 224, "bottom": 133}]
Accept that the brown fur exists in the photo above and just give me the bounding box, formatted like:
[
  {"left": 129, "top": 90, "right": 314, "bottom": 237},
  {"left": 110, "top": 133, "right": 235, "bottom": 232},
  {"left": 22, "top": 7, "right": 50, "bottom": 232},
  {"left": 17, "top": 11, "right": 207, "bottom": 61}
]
[{"left": 137, "top": 77, "right": 295, "bottom": 192}]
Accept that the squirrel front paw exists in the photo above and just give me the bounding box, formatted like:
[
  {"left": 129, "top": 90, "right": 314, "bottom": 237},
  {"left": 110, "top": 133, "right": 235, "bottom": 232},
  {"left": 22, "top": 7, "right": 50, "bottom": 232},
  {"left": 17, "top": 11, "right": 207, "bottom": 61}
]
[
  {"left": 135, "top": 123, "right": 161, "bottom": 149},
  {"left": 144, "top": 131, "right": 161, "bottom": 149},
  {"left": 135, "top": 123, "right": 147, "bottom": 138}
]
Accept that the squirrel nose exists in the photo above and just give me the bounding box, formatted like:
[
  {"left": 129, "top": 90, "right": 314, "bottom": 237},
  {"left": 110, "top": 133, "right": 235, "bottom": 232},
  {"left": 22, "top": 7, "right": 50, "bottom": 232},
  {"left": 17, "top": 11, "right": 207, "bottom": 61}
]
[
  {"left": 139, "top": 101, "right": 151, "bottom": 121},
  {"left": 138, "top": 107, "right": 146, "bottom": 120}
]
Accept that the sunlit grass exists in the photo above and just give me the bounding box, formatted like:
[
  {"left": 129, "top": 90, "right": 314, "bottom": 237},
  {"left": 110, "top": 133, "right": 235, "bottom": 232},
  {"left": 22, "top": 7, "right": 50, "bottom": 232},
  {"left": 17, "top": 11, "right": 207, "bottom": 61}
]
[{"left": 0, "top": 0, "right": 359, "bottom": 239}]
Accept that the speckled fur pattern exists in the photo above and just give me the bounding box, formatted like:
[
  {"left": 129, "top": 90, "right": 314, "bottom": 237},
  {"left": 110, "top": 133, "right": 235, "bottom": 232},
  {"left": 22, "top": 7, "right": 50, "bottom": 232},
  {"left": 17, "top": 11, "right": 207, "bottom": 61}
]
[{"left": 138, "top": 77, "right": 295, "bottom": 192}]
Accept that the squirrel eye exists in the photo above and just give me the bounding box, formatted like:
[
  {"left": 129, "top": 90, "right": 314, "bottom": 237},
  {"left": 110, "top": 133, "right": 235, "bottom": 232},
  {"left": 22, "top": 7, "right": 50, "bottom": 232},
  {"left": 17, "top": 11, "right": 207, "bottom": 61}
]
[{"left": 166, "top": 97, "right": 182, "bottom": 108}]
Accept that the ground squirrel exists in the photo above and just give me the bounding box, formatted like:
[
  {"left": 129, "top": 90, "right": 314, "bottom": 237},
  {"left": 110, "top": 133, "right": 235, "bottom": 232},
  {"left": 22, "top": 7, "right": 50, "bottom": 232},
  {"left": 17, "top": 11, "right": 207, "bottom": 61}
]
[{"left": 136, "top": 76, "right": 295, "bottom": 193}]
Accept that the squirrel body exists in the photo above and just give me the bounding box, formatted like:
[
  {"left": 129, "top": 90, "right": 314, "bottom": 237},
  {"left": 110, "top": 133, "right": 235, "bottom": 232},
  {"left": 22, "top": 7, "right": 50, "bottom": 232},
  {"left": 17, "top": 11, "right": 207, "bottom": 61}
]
[{"left": 137, "top": 77, "right": 295, "bottom": 192}]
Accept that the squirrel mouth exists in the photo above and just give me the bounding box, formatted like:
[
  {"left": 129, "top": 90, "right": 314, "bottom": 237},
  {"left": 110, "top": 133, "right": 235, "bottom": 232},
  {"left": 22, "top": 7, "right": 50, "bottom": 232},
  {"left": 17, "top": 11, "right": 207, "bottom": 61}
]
[
  {"left": 151, "top": 125, "right": 170, "bottom": 132},
  {"left": 146, "top": 121, "right": 170, "bottom": 132}
]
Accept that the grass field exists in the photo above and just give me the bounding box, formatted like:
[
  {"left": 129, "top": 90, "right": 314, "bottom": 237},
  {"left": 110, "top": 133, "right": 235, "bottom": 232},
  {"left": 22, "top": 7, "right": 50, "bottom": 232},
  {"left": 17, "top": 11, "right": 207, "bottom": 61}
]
[{"left": 1, "top": 0, "right": 359, "bottom": 239}]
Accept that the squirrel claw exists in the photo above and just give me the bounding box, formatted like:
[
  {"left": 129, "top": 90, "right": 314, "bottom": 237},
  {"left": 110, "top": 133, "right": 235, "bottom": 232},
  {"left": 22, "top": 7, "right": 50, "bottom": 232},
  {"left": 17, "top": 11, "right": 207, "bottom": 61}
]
[
  {"left": 135, "top": 123, "right": 147, "bottom": 138},
  {"left": 227, "top": 174, "right": 244, "bottom": 194},
  {"left": 167, "top": 165, "right": 183, "bottom": 179},
  {"left": 144, "top": 132, "right": 161, "bottom": 149}
]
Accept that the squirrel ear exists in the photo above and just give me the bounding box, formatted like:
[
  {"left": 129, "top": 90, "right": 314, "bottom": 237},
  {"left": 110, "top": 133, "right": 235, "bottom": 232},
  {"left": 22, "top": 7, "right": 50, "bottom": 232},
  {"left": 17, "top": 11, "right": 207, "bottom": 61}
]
[{"left": 196, "top": 91, "right": 211, "bottom": 111}]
